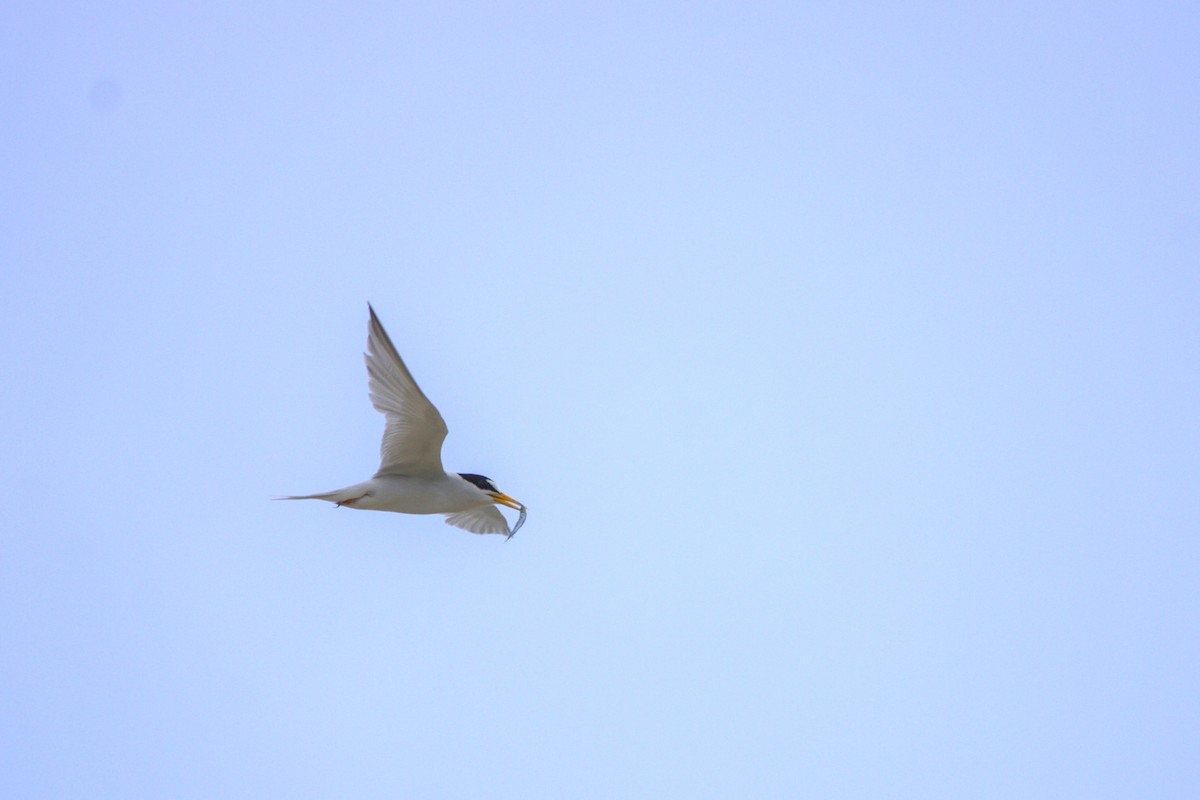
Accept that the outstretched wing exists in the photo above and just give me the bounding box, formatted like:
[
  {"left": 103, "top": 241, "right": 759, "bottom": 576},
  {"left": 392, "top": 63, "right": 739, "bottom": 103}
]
[
  {"left": 364, "top": 304, "right": 448, "bottom": 477},
  {"left": 444, "top": 506, "right": 511, "bottom": 536}
]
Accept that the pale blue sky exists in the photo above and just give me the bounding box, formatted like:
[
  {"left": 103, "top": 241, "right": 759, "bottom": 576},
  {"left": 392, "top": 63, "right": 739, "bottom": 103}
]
[{"left": 3, "top": 3, "right": 1198, "bottom": 798}]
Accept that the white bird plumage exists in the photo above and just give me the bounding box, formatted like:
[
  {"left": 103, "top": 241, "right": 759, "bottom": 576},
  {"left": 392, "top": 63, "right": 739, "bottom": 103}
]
[{"left": 281, "top": 305, "right": 526, "bottom": 538}]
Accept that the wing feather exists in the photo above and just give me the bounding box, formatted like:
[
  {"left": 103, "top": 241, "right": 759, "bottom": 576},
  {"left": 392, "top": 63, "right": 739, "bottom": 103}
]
[
  {"left": 444, "top": 506, "right": 511, "bottom": 536},
  {"left": 364, "top": 305, "right": 448, "bottom": 476}
]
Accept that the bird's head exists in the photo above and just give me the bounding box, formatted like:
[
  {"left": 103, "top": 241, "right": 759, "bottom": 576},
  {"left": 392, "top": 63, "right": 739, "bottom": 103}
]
[{"left": 457, "top": 473, "right": 523, "bottom": 511}]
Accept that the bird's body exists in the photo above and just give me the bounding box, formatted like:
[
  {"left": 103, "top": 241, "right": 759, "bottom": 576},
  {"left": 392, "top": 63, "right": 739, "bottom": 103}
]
[
  {"left": 290, "top": 474, "right": 486, "bottom": 514},
  {"left": 281, "top": 305, "right": 526, "bottom": 538}
]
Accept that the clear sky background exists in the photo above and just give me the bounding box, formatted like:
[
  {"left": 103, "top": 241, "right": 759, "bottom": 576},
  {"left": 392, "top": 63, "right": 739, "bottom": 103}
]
[{"left": 2, "top": 3, "right": 1198, "bottom": 798}]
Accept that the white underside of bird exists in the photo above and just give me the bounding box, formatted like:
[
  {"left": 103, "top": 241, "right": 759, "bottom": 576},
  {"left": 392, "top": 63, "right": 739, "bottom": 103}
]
[{"left": 280, "top": 305, "right": 526, "bottom": 538}]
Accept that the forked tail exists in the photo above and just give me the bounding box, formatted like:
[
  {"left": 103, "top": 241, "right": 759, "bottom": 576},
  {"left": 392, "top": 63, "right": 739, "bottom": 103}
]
[{"left": 275, "top": 491, "right": 342, "bottom": 503}]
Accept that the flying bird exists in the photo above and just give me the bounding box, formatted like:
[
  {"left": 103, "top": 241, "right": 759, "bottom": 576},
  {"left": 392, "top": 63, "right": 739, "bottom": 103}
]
[{"left": 281, "top": 305, "right": 526, "bottom": 538}]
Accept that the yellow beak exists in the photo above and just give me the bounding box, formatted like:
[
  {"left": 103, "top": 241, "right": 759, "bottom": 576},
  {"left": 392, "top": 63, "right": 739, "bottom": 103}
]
[{"left": 489, "top": 492, "right": 524, "bottom": 511}]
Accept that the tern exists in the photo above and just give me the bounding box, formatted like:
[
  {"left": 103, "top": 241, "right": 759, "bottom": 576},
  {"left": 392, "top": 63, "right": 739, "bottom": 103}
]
[{"left": 281, "top": 305, "right": 526, "bottom": 538}]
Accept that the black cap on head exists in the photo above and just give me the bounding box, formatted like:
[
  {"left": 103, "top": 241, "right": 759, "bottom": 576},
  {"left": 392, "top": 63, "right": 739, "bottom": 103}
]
[{"left": 458, "top": 473, "right": 498, "bottom": 493}]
